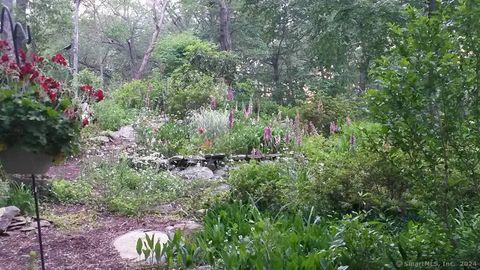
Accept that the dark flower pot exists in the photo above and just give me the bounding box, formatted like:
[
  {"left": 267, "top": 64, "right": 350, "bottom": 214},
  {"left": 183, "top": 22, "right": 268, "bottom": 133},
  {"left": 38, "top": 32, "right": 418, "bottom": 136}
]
[{"left": 0, "top": 147, "right": 53, "bottom": 174}]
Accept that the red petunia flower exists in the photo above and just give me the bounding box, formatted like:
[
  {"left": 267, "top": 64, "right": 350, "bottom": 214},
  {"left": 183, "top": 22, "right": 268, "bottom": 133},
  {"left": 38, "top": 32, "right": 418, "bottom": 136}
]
[
  {"left": 8, "top": 62, "right": 18, "bottom": 71},
  {"left": 31, "top": 53, "right": 44, "bottom": 63},
  {"left": 52, "top": 53, "right": 68, "bottom": 66},
  {"left": 30, "top": 70, "right": 40, "bottom": 82},
  {"left": 80, "top": 85, "right": 93, "bottom": 92},
  {"left": 47, "top": 90, "right": 57, "bottom": 103},
  {"left": 82, "top": 117, "right": 89, "bottom": 127},
  {"left": 19, "top": 63, "right": 35, "bottom": 80},
  {"left": 40, "top": 77, "right": 61, "bottom": 92},
  {"left": 92, "top": 89, "right": 104, "bottom": 102},
  {"left": 18, "top": 48, "right": 26, "bottom": 62},
  {"left": 1, "top": 54, "right": 9, "bottom": 63},
  {"left": 0, "top": 40, "right": 9, "bottom": 50}
]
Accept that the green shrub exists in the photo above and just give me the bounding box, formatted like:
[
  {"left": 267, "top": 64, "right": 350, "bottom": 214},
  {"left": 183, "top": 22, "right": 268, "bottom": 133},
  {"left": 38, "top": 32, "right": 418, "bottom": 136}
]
[
  {"left": 280, "top": 93, "right": 359, "bottom": 136},
  {"left": 137, "top": 121, "right": 191, "bottom": 157},
  {"left": 166, "top": 70, "right": 223, "bottom": 119},
  {"left": 85, "top": 160, "right": 184, "bottom": 216},
  {"left": 4, "top": 183, "right": 34, "bottom": 214},
  {"left": 50, "top": 179, "right": 92, "bottom": 204},
  {"left": 78, "top": 69, "right": 102, "bottom": 88},
  {"left": 143, "top": 201, "right": 479, "bottom": 269},
  {"left": 94, "top": 99, "right": 135, "bottom": 130},
  {"left": 228, "top": 161, "right": 296, "bottom": 211},
  {"left": 112, "top": 80, "right": 162, "bottom": 110},
  {"left": 300, "top": 122, "right": 410, "bottom": 216}
]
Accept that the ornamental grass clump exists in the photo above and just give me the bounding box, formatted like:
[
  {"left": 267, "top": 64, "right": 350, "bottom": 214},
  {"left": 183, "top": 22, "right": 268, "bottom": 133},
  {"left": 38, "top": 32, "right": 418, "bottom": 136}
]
[
  {"left": 189, "top": 108, "right": 229, "bottom": 139},
  {"left": 0, "top": 42, "right": 92, "bottom": 157}
]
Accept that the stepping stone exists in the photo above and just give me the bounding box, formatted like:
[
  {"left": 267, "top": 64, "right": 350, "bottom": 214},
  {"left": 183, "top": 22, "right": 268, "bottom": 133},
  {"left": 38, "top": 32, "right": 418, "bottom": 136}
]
[
  {"left": 113, "top": 230, "right": 169, "bottom": 261},
  {"left": 0, "top": 206, "right": 20, "bottom": 233}
]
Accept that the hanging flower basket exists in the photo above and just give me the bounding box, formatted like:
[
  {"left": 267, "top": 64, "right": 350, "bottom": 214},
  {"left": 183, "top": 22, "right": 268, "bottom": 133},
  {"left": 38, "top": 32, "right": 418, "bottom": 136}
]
[
  {"left": 0, "top": 146, "right": 53, "bottom": 174},
  {"left": 0, "top": 41, "right": 87, "bottom": 175}
]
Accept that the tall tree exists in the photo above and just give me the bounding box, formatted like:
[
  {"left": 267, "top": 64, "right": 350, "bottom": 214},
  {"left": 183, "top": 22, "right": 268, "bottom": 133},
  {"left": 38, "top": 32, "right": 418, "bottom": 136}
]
[
  {"left": 72, "top": 0, "right": 81, "bottom": 76},
  {"left": 218, "top": 0, "right": 231, "bottom": 51},
  {"left": 135, "top": 0, "right": 170, "bottom": 79}
]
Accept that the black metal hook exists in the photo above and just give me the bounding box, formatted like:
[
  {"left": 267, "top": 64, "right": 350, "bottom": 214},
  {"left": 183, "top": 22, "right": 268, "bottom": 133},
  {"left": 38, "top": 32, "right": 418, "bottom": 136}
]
[{"left": 0, "top": 5, "right": 32, "bottom": 65}]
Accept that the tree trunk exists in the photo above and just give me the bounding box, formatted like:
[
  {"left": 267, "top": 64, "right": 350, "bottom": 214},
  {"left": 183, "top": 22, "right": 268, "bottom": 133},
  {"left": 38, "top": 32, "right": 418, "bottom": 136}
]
[
  {"left": 272, "top": 53, "right": 282, "bottom": 102},
  {"left": 218, "top": 0, "right": 232, "bottom": 51},
  {"left": 428, "top": 0, "right": 436, "bottom": 16},
  {"left": 15, "top": 0, "right": 28, "bottom": 24},
  {"left": 134, "top": 0, "right": 169, "bottom": 80},
  {"left": 358, "top": 58, "right": 369, "bottom": 93},
  {"left": 72, "top": 0, "right": 80, "bottom": 75}
]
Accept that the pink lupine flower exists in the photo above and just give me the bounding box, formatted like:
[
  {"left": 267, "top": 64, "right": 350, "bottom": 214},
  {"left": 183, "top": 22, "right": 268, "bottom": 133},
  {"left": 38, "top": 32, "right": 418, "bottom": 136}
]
[
  {"left": 251, "top": 148, "right": 262, "bottom": 157},
  {"left": 329, "top": 121, "right": 337, "bottom": 135},
  {"left": 346, "top": 116, "right": 352, "bottom": 126},
  {"left": 228, "top": 110, "right": 234, "bottom": 129},
  {"left": 226, "top": 87, "right": 234, "bottom": 101},
  {"left": 274, "top": 135, "right": 281, "bottom": 146},
  {"left": 210, "top": 96, "right": 217, "bottom": 111},
  {"left": 294, "top": 112, "right": 302, "bottom": 145},
  {"left": 263, "top": 126, "right": 272, "bottom": 143},
  {"left": 350, "top": 133, "right": 356, "bottom": 146},
  {"left": 284, "top": 132, "right": 291, "bottom": 145},
  {"left": 308, "top": 121, "right": 318, "bottom": 135}
]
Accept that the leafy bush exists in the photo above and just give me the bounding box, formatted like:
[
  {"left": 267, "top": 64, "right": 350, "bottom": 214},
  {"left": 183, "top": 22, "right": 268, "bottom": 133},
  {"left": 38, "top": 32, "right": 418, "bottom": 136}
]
[
  {"left": 166, "top": 70, "right": 223, "bottom": 119},
  {"left": 300, "top": 122, "right": 410, "bottom": 216},
  {"left": 50, "top": 179, "right": 92, "bottom": 204},
  {"left": 112, "top": 80, "right": 162, "bottom": 110},
  {"left": 369, "top": 4, "right": 480, "bottom": 223},
  {"left": 94, "top": 99, "right": 135, "bottom": 130},
  {"left": 137, "top": 121, "right": 191, "bottom": 157},
  {"left": 0, "top": 182, "right": 34, "bottom": 214},
  {"left": 85, "top": 160, "right": 184, "bottom": 216},
  {"left": 228, "top": 161, "right": 296, "bottom": 211},
  {"left": 280, "top": 93, "right": 358, "bottom": 136},
  {"left": 138, "top": 201, "right": 480, "bottom": 269}
]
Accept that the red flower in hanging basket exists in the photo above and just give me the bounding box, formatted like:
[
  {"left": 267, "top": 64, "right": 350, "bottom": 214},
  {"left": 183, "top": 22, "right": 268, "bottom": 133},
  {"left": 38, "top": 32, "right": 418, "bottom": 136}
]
[
  {"left": 82, "top": 117, "right": 89, "bottom": 127},
  {"left": 80, "top": 85, "right": 93, "bottom": 92},
  {"left": 31, "top": 53, "right": 44, "bottom": 63},
  {"left": 1, "top": 53, "right": 9, "bottom": 63},
  {"left": 0, "top": 40, "right": 9, "bottom": 50},
  {"left": 92, "top": 89, "right": 104, "bottom": 102},
  {"left": 52, "top": 53, "right": 68, "bottom": 66},
  {"left": 18, "top": 48, "right": 27, "bottom": 63}
]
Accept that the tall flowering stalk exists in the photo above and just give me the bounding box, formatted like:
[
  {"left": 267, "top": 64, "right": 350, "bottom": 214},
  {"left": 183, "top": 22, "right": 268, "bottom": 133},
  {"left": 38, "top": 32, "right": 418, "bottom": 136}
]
[
  {"left": 294, "top": 112, "right": 302, "bottom": 145},
  {"left": 284, "top": 132, "right": 291, "bottom": 145},
  {"left": 226, "top": 87, "right": 234, "bottom": 101},
  {"left": 308, "top": 121, "right": 318, "bottom": 136},
  {"left": 244, "top": 98, "right": 253, "bottom": 119},
  {"left": 228, "top": 110, "right": 235, "bottom": 129},
  {"left": 349, "top": 133, "right": 356, "bottom": 150},
  {"left": 263, "top": 126, "right": 272, "bottom": 144},
  {"left": 346, "top": 116, "right": 352, "bottom": 126},
  {"left": 329, "top": 121, "right": 337, "bottom": 135},
  {"left": 210, "top": 96, "right": 217, "bottom": 111}
]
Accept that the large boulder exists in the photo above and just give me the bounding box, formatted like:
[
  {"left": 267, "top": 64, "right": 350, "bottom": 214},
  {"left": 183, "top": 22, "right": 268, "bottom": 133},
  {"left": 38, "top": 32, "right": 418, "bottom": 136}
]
[
  {"left": 177, "top": 166, "right": 214, "bottom": 180},
  {"left": 0, "top": 206, "right": 20, "bottom": 233},
  {"left": 113, "top": 125, "right": 136, "bottom": 142},
  {"left": 113, "top": 230, "right": 169, "bottom": 261}
]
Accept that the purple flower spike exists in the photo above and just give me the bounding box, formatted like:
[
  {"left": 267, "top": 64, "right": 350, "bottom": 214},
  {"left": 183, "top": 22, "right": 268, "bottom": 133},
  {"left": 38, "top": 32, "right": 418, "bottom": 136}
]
[
  {"left": 210, "top": 96, "right": 217, "bottom": 111},
  {"left": 263, "top": 126, "right": 272, "bottom": 144},
  {"left": 228, "top": 110, "right": 234, "bottom": 129}
]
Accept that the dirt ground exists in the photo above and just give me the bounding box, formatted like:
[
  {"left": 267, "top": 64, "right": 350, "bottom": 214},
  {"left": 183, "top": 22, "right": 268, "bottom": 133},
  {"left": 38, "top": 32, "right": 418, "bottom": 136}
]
[{"left": 0, "top": 204, "right": 179, "bottom": 270}]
